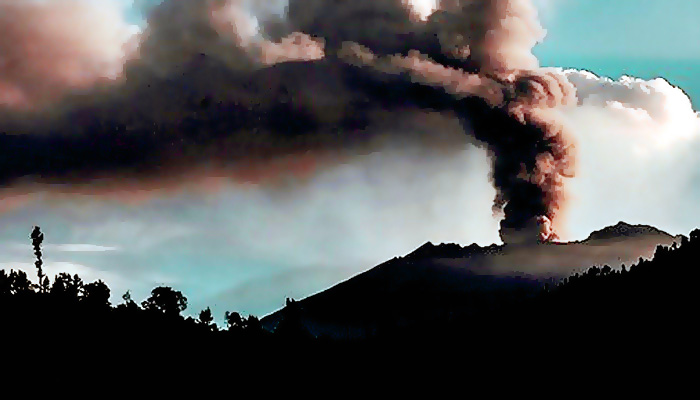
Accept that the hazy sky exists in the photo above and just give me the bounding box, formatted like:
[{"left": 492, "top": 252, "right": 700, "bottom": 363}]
[{"left": 1, "top": 0, "right": 699, "bottom": 320}]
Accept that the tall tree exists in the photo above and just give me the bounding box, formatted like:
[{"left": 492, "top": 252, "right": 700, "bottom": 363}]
[{"left": 30, "top": 226, "right": 46, "bottom": 293}]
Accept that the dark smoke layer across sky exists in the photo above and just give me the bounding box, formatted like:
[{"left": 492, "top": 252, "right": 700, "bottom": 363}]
[{"left": 1, "top": 0, "right": 580, "bottom": 243}]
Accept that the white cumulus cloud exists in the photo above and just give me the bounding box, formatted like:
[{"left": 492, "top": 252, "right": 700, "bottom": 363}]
[{"left": 558, "top": 69, "right": 700, "bottom": 240}]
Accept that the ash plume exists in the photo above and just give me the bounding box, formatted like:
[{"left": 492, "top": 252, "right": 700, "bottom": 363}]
[
  {"left": 0, "top": 0, "right": 136, "bottom": 108},
  {"left": 0, "top": 0, "right": 575, "bottom": 244}
]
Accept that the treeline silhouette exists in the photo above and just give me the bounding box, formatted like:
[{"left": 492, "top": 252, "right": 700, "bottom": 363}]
[
  {"left": 1, "top": 227, "right": 697, "bottom": 382},
  {"left": 382, "top": 233, "right": 698, "bottom": 350}
]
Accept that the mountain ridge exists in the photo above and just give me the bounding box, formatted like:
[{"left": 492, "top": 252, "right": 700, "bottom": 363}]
[
  {"left": 583, "top": 221, "right": 680, "bottom": 242},
  {"left": 261, "top": 221, "right": 683, "bottom": 337}
]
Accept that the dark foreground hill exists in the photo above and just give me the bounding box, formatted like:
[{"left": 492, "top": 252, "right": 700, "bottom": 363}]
[
  {"left": 0, "top": 222, "right": 694, "bottom": 386},
  {"left": 260, "top": 221, "right": 682, "bottom": 338}
]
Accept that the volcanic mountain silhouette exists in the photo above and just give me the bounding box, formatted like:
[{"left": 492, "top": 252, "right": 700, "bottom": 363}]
[{"left": 261, "top": 221, "right": 682, "bottom": 338}]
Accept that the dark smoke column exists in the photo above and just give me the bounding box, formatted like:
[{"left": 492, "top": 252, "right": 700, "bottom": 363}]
[
  {"left": 478, "top": 93, "right": 571, "bottom": 245},
  {"left": 322, "top": 0, "right": 576, "bottom": 243},
  {"left": 430, "top": 0, "right": 576, "bottom": 244}
]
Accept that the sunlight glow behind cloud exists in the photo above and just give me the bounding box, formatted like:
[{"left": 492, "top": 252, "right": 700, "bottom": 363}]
[{"left": 406, "top": 0, "right": 437, "bottom": 19}]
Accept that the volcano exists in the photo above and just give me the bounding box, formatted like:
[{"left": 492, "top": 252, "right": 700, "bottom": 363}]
[{"left": 261, "top": 222, "right": 682, "bottom": 338}]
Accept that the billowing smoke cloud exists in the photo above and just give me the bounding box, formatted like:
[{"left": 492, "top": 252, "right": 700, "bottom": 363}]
[
  {"left": 0, "top": 0, "right": 136, "bottom": 108},
  {"left": 0, "top": 0, "right": 644, "bottom": 245},
  {"left": 432, "top": 0, "right": 545, "bottom": 72},
  {"left": 136, "top": 0, "right": 324, "bottom": 73}
]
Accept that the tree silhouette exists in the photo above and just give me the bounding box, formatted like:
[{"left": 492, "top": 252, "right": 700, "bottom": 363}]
[
  {"left": 198, "top": 307, "right": 215, "bottom": 330},
  {"left": 141, "top": 286, "right": 188, "bottom": 317},
  {"left": 275, "top": 297, "right": 311, "bottom": 339},
  {"left": 119, "top": 290, "right": 139, "bottom": 311},
  {"left": 0, "top": 270, "right": 33, "bottom": 296},
  {"left": 243, "top": 315, "right": 262, "bottom": 332},
  {"left": 0, "top": 270, "right": 9, "bottom": 297},
  {"left": 30, "top": 226, "right": 47, "bottom": 293},
  {"left": 224, "top": 311, "right": 243, "bottom": 331},
  {"left": 83, "top": 280, "right": 111, "bottom": 309},
  {"left": 51, "top": 273, "right": 84, "bottom": 301}
]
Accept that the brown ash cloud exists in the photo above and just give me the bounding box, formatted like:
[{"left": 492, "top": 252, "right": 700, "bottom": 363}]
[{"left": 0, "top": 0, "right": 576, "bottom": 243}]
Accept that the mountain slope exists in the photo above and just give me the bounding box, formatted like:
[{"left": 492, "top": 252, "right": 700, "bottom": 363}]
[{"left": 261, "top": 222, "right": 682, "bottom": 338}]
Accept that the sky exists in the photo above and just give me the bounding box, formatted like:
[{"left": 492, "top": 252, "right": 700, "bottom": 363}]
[
  {"left": 534, "top": 0, "right": 700, "bottom": 61},
  {"left": 0, "top": 0, "right": 699, "bottom": 320},
  {"left": 534, "top": 0, "right": 700, "bottom": 106}
]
